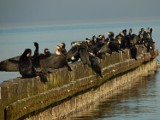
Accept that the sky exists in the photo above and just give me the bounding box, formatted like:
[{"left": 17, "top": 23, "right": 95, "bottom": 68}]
[{"left": 0, "top": 0, "right": 160, "bottom": 27}]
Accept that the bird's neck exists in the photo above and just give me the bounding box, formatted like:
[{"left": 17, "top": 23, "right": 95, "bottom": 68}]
[{"left": 55, "top": 50, "right": 61, "bottom": 55}]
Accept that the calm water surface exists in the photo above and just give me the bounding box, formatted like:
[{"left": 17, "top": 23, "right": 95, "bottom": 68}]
[
  {"left": 69, "top": 69, "right": 160, "bottom": 120},
  {"left": 0, "top": 20, "right": 160, "bottom": 120}
]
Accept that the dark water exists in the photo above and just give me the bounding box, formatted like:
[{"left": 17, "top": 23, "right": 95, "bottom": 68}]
[{"left": 69, "top": 69, "right": 160, "bottom": 120}]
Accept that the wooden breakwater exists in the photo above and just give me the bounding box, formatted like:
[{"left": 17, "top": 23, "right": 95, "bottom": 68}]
[{"left": 0, "top": 46, "right": 159, "bottom": 120}]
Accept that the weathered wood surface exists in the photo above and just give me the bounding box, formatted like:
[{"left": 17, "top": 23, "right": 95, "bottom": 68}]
[{"left": 0, "top": 46, "right": 158, "bottom": 120}]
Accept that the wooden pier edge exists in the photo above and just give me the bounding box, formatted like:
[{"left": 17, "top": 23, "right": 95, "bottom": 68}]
[
  {"left": 5, "top": 50, "right": 159, "bottom": 120},
  {"left": 0, "top": 47, "right": 158, "bottom": 120}
]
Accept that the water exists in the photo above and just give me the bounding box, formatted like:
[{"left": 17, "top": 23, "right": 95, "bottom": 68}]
[
  {"left": 69, "top": 70, "right": 160, "bottom": 120},
  {"left": 0, "top": 20, "right": 160, "bottom": 120}
]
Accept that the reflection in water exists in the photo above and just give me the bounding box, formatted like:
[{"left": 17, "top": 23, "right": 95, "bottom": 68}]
[{"left": 68, "top": 69, "right": 160, "bottom": 120}]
